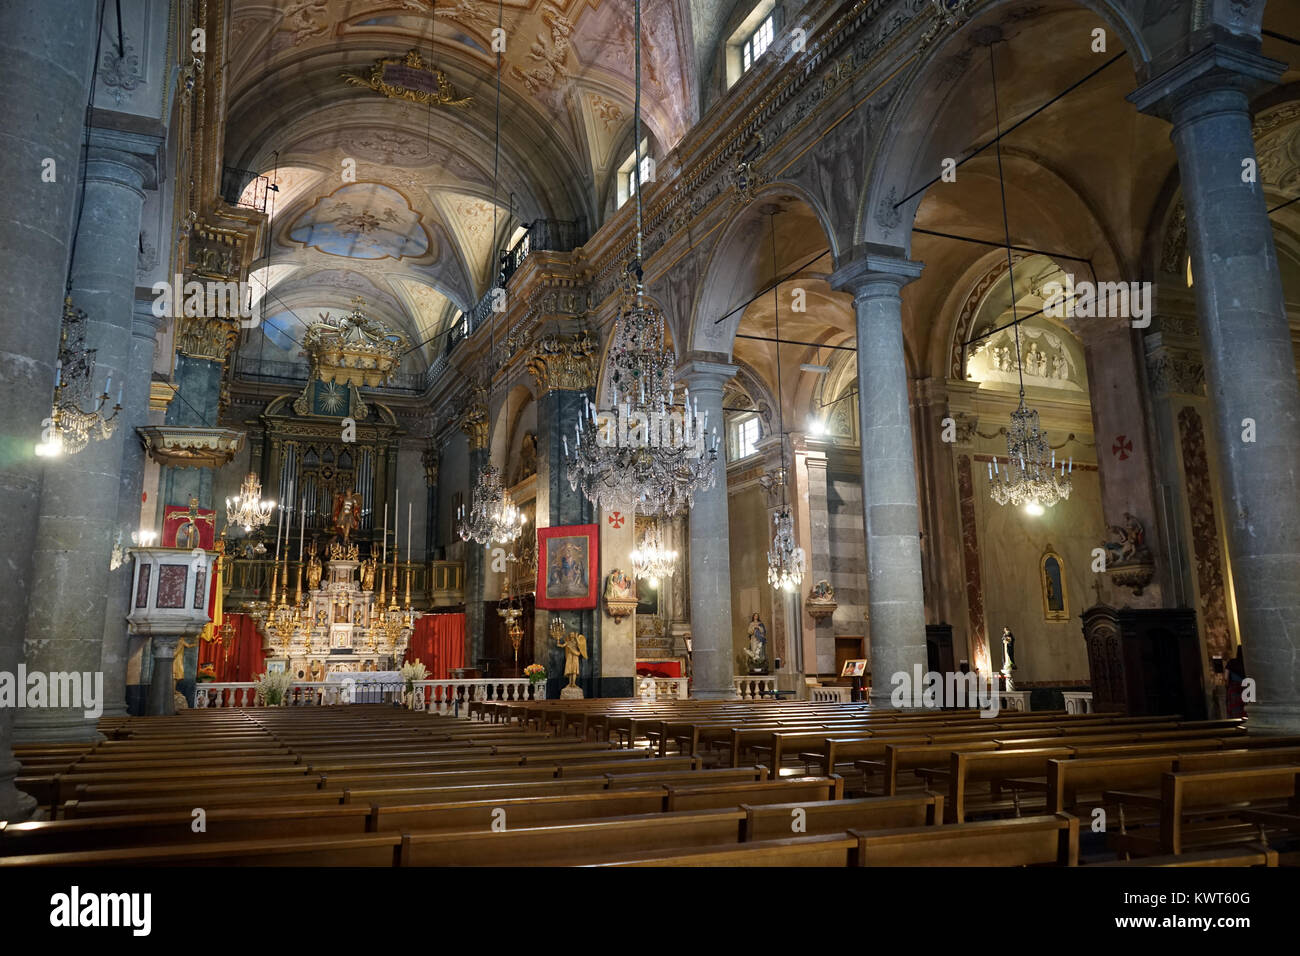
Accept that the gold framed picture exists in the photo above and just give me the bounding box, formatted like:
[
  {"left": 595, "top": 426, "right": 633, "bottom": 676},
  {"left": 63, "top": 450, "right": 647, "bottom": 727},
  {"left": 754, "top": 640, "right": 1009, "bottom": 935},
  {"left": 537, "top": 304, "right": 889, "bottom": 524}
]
[{"left": 1040, "top": 548, "right": 1069, "bottom": 621}]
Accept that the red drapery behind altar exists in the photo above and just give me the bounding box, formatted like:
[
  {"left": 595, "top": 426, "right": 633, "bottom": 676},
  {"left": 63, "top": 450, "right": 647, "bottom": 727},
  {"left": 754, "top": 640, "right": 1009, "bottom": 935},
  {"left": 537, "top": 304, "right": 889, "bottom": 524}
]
[
  {"left": 204, "top": 613, "right": 266, "bottom": 683},
  {"left": 404, "top": 613, "right": 466, "bottom": 679}
]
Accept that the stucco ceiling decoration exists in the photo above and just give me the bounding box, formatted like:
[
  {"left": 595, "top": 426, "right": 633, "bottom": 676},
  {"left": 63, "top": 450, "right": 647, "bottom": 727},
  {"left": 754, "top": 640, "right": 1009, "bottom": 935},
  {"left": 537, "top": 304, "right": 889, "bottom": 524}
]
[
  {"left": 392, "top": 276, "right": 457, "bottom": 359},
  {"left": 230, "top": 0, "right": 692, "bottom": 150},
  {"left": 579, "top": 89, "right": 626, "bottom": 173},
  {"left": 431, "top": 191, "right": 507, "bottom": 286},
  {"left": 341, "top": 48, "right": 473, "bottom": 107}
]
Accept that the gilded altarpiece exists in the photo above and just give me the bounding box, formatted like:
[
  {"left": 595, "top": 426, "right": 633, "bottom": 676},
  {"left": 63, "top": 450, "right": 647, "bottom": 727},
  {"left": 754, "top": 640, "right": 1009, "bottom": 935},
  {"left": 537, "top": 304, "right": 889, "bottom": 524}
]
[{"left": 252, "top": 394, "right": 403, "bottom": 543}]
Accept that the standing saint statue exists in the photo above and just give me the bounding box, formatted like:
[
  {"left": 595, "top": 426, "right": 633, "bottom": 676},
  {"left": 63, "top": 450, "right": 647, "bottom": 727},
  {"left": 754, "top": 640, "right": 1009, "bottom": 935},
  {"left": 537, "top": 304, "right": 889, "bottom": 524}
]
[
  {"left": 306, "top": 539, "right": 323, "bottom": 590},
  {"left": 1001, "top": 627, "right": 1018, "bottom": 675},
  {"left": 331, "top": 490, "right": 364, "bottom": 545},
  {"left": 746, "top": 612, "right": 769, "bottom": 673},
  {"left": 174, "top": 637, "right": 198, "bottom": 683},
  {"left": 556, "top": 629, "right": 587, "bottom": 688}
]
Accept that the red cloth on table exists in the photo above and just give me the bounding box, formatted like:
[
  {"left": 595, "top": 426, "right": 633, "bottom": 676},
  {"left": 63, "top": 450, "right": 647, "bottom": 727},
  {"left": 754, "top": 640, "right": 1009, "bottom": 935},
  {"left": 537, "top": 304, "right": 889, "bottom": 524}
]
[
  {"left": 404, "top": 613, "right": 466, "bottom": 679},
  {"left": 636, "top": 661, "right": 680, "bottom": 678}
]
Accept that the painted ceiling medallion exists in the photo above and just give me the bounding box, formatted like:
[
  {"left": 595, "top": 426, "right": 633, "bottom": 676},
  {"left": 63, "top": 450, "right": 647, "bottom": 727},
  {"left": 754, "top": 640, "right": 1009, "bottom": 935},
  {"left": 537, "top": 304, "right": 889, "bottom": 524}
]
[
  {"left": 341, "top": 49, "right": 472, "bottom": 108},
  {"left": 288, "top": 183, "right": 429, "bottom": 260}
]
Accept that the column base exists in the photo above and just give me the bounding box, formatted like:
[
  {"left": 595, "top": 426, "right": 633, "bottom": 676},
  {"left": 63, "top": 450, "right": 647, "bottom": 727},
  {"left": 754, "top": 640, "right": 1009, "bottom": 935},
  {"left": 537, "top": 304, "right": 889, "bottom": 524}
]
[
  {"left": 0, "top": 786, "right": 39, "bottom": 823},
  {"left": 12, "top": 711, "right": 107, "bottom": 745},
  {"left": 690, "top": 689, "right": 738, "bottom": 700},
  {"left": 1244, "top": 702, "right": 1300, "bottom": 736}
]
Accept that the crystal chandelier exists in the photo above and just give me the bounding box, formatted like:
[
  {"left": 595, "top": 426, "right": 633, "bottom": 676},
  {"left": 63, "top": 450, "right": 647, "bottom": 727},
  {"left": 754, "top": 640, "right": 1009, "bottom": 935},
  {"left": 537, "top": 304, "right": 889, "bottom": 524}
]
[
  {"left": 989, "top": 401, "right": 1072, "bottom": 513},
  {"left": 36, "top": 298, "right": 122, "bottom": 457},
  {"left": 983, "top": 43, "right": 1073, "bottom": 516},
  {"left": 225, "top": 472, "right": 276, "bottom": 533},
  {"left": 457, "top": 465, "right": 526, "bottom": 545},
  {"left": 564, "top": 0, "right": 719, "bottom": 516},
  {"left": 763, "top": 211, "right": 804, "bottom": 593},
  {"left": 630, "top": 521, "right": 677, "bottom": 586},
  {"left": 767, "top": 508, "right": 805, "bottom": 592}
]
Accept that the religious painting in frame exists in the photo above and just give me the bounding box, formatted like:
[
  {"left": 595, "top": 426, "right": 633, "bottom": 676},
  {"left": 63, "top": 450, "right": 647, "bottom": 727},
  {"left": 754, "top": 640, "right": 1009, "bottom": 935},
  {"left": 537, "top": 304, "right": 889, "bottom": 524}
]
[
  {"left": 536, "top": 524, "right": 598, "bottom": 610},
  {"left": 1040, "top": 547, "right": 1069, "bottom": 621}
]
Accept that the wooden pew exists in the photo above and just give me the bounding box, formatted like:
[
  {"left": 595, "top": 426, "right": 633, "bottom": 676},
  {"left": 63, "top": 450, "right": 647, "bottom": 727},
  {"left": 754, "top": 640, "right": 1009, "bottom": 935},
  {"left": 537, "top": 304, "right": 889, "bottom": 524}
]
[
  {"left": 1108, "top": 765, "right": 1300, "bottom": 855},
  {"left": 853, "top": 813, "right": 1079, "bottom": 866},
  {"left": 0, "top": 804, "right": 375, "bottom": 855},
  {"left": 590, "top": 834, "right": 861, "bottom": 867},
  {"left": 398, "top": 809, "right": 746, "bottom": 865},
  {"left": 0, "top": 833, "right": 405, "bottom": 867},
  {"left": 665, "top": 776, "right": 842, "bottom": 812},
  {"left": 1089, "top": 844, "right": 1278, "bottom": 867},
  {"left": 370, "top": 789, "right": 670, "bottom": 832},
  {"left": 742, "top": 794, "right": 942, "bottom": 841},
  {"left": 946, "top": 748, "right": 1075, "bottom": 822}
]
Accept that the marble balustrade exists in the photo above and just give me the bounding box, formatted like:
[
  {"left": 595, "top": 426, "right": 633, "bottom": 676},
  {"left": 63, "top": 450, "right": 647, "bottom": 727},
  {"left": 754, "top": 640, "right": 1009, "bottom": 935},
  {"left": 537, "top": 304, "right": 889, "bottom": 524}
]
[{"left": 194, "top": 678, "right": 543, "bottom": 712}]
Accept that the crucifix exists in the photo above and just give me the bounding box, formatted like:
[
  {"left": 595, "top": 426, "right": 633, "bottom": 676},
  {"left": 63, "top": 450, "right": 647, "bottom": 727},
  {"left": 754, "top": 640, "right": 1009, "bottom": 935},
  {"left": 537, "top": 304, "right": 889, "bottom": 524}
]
[{"left": 1090, "top": 577, "right": 1104, "bottom": 606}]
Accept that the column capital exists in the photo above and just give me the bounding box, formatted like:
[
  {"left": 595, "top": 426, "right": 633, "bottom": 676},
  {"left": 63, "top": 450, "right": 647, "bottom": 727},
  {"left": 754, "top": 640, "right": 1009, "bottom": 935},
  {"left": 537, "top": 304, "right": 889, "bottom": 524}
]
[
  {"left": 830, "top": 244, "right": 924, "bottom": 298},
  {"left": 132, "top": 297, "right": 165, "bottom": 339},
  {"left": 677, "top": 357, "right": 737, "bottom": 393},
  {"left": 85, "top": 127, "right": 163, "bottom": 191},
  {"left": 1128, "top": 42, "right": 1285, "bottom": 122}
]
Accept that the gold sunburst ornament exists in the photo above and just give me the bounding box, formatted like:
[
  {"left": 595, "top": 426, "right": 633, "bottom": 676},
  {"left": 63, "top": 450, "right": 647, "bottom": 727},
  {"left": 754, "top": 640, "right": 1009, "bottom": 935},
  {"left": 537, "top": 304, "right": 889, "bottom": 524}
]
[{"left": 341, "top": 49, "right": 471, "bottom": 108}]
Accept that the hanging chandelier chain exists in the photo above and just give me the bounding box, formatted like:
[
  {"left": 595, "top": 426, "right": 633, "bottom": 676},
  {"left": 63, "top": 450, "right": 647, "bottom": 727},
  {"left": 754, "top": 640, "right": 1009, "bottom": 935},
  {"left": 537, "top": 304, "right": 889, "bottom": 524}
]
[
  {"left": 562, "top": 0, "right": 718, "bottom": 517},
  {"left": 988, "top": 43, "right": 1025, "bottom": 403}
]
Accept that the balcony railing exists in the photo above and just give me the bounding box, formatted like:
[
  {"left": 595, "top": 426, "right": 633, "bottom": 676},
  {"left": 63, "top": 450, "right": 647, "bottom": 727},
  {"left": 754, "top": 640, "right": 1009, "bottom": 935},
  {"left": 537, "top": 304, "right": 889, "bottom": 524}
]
[{"left": 447, "top": 218, "right": 586, "bottom": 354}]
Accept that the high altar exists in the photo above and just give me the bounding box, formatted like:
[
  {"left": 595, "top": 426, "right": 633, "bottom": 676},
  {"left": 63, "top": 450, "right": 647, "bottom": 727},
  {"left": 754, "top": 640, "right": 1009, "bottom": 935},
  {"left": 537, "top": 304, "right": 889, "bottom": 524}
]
[{"left": 256, "top": 540, "right": 416, "bottom": 677}]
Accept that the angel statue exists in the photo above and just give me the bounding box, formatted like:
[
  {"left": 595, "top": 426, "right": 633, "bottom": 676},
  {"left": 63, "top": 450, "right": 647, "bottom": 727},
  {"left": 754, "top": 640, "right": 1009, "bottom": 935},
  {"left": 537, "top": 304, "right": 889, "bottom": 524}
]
[{"left": 557, "top": 629, "right": 587, "bottom": 688}]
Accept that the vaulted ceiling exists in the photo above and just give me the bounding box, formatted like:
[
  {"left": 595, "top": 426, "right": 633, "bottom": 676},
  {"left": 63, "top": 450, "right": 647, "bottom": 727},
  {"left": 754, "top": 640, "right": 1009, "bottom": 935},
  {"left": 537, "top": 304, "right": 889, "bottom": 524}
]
[{"left": 225, "top": 0, "right": 699, "bottom": 377}]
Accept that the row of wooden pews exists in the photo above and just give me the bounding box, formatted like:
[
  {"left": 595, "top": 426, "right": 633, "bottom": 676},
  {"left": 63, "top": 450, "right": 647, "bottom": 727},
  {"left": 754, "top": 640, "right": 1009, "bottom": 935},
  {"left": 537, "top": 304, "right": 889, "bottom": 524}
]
[
  {"left": 3, "top": 700, "right": 1297, "bottom": 866},
  {"left": 478, "top": 698, "right": 1300, "bottom": 865}
]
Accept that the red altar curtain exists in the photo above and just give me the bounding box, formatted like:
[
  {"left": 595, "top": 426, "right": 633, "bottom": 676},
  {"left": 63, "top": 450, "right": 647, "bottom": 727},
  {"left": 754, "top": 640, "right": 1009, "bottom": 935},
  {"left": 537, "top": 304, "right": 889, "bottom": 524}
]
[
  {"left": 204, "top": 613, "right": 266, "bottom": 683},
  {"left": 404, "top": 613, "right": 465, "bottom": 679}
]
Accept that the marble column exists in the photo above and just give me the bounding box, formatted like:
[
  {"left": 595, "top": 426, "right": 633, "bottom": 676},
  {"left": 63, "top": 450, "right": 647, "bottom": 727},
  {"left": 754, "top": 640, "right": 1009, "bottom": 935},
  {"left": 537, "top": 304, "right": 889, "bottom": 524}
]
[
  {"left": 17, "top": 134, "right": 157, "bottom": 744},
  {"left": 0, "top": 0, "right": 100, "bottom": 821},
  {"left": 99, "top": 300, "right": 164, "bottom": 719},
  {"left": 147, "top": 636, "right": 179, "bottom": 717},
  {"left": 680, "top": 360, "right": 738, "bottom": 699},
  {"left": 1132, "top": 46, "right": 1300, "bottom": 732},
  {"left": 830, "top": 250, "right": 928, "bottom": 707},
  {"left": 536, "top": 386, "right": 599, "bottom": 698},
  {"left": 161, "top": 353, "right": 222, "bottom": 509}
]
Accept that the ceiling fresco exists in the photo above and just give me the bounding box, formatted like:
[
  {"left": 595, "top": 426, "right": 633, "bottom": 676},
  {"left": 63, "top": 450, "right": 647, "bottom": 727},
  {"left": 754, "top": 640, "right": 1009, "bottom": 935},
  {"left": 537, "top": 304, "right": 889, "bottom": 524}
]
[{"left": 288, "top": 182, "right": 432, "bottom": 260}]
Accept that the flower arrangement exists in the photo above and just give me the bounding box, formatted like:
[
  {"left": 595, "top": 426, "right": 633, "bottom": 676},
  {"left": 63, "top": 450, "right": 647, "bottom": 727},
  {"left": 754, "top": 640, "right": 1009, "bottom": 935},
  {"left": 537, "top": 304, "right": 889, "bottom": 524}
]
[
  {"left": 400, "top": 660, "right": 428, "bottom": 692},
  {"left": 524, "top": 663, "right": 546, "bottom": 685},
  {"left": 197, "top": 662, "right": 217, "bottom": 682},
  {"left": 254, "top": 669, "right": 294, "bottom": 706}
]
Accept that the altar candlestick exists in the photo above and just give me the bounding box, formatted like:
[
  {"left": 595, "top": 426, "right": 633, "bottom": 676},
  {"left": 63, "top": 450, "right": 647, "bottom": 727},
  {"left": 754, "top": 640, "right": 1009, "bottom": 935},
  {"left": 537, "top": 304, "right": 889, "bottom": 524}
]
[
  {"left": 382, "top": 503, "right": 388, "bottom": 564},
  {"left": 405, "top": 501, "right": 413, "bottom": 608},
  {"left": 271, "top": 498, "right": 284, "bottom": 603},
  {"left": 295, "top": 495, "right": 305, "bottom": 605}
]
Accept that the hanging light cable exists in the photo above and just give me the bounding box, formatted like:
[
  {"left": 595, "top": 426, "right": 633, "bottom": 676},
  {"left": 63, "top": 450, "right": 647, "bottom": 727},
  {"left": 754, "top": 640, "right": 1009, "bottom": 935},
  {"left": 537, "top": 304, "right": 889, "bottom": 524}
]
[
  {"left": 984, "top": 43, "right": 1072, "bottom": 515},
  {"left": 458, "top": 0, "right": 524, "bottom": 547},
  {"left": 765, "top": 210, "right": 805, "bottom": 592},
  {"left": 563, "top": 0, "right": 719, "bottom": 515}
]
